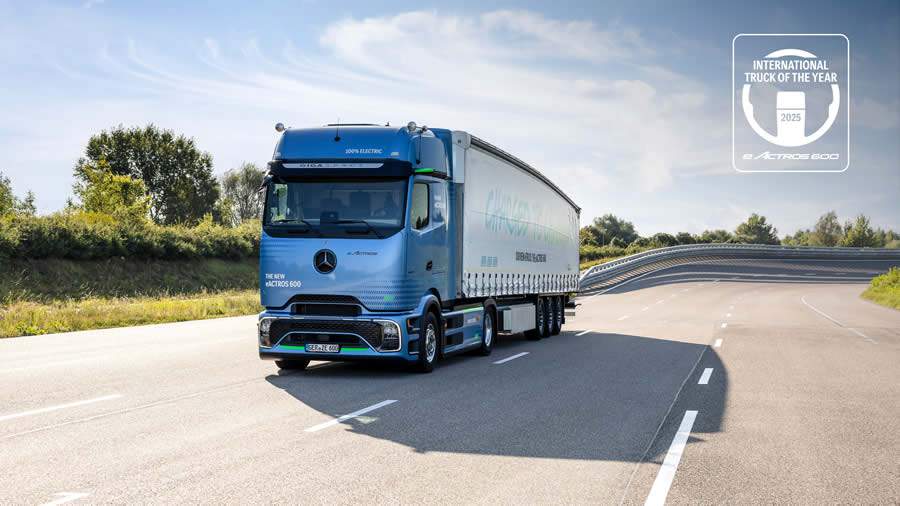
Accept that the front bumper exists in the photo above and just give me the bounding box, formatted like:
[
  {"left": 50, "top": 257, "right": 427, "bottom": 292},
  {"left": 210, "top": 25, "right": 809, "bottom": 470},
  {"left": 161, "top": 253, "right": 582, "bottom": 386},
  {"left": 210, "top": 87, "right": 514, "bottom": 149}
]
[{"left": 257, "top": 311, "right": 419, "bottom": 363}]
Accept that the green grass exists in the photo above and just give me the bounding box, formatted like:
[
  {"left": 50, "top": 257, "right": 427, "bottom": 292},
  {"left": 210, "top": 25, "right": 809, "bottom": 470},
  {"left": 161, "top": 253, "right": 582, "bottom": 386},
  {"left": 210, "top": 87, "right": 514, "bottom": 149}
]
[
  {"left": 862, "top": 267, "right": 900, "bottom": 310},
  {"left": 0, "top": 290, "right": 260, "bottom": 337},
  {"left": 579, "top": 255, "right": 628, "bottom": 271},
  {"left": 0, "top": 258, "right": 261, "bottom": 337}
]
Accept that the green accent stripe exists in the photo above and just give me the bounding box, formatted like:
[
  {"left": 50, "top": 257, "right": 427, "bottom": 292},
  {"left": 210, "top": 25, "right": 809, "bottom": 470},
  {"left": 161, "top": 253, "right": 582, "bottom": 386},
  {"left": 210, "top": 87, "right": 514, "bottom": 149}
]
[
  {"left": 460, "top": 307, "right": 483, "bottom": 314},
  {"left": 414, "top": 168, "right": 435, "bottom": 174},
  {"left": 279, "top": 345, "right": 369, "bottom": 352}
]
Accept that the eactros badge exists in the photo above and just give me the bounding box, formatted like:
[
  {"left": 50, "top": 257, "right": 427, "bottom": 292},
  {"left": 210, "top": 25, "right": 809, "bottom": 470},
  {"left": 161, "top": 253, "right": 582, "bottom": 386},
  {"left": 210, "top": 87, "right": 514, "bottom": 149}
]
[{"left": 732, "top": 34, "right": 849, "bottom": 172}]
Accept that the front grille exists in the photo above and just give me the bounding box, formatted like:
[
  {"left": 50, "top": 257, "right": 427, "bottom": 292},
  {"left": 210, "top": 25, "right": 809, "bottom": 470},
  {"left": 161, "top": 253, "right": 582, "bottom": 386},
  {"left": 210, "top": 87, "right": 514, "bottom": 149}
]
[
  {"left": 270, "top": 319, "right": 383, "bottom": 348},
  {"left": 280, "top": 333, "right": 364, "bottom": 346}
]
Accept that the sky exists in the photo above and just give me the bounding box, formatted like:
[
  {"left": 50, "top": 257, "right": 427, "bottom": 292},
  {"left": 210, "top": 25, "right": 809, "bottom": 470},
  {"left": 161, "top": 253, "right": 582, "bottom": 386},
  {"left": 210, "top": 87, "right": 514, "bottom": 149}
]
[{"left": 1, "top": 0, "right": 897, "bottom": 236}]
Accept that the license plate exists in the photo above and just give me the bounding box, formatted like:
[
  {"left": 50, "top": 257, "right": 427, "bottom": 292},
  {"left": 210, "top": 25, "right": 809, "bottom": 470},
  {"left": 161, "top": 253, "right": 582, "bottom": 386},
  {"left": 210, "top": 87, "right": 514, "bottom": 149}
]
[{"left": 305, "top": 343, "right": 340, "bottom": 353}]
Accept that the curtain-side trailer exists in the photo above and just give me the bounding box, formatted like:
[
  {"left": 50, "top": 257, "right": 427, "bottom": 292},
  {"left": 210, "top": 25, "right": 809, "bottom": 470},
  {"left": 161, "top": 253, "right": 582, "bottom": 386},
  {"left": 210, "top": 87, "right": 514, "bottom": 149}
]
[{"left": 258, "top": 123, "right": 579, "bottom": 372}]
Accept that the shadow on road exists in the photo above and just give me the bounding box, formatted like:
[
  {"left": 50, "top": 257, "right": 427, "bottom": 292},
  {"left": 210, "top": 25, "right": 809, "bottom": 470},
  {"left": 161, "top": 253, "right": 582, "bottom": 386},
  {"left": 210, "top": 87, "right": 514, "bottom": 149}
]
[{"left": 265, "top": 331, "right": 727, "bottom": 464}]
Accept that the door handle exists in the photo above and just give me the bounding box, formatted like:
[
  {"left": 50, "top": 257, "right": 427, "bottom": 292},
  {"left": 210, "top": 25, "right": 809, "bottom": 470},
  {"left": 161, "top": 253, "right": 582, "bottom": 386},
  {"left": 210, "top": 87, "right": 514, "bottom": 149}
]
[{"left": 426, "top": 261, "right": 433, "bottom": 271}]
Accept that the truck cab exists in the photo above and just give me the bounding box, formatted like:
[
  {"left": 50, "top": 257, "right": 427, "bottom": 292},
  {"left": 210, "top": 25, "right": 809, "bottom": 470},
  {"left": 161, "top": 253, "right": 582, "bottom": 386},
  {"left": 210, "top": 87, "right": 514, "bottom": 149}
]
[{"left": 258, "top": 123, "right": 579, "bottom": 373}]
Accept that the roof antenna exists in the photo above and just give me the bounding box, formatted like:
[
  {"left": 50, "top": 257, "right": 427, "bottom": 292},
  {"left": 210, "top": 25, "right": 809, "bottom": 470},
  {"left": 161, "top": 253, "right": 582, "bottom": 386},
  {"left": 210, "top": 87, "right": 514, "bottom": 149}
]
[{"left": 334, "top": 118, "right": 341, "bottom": 142}]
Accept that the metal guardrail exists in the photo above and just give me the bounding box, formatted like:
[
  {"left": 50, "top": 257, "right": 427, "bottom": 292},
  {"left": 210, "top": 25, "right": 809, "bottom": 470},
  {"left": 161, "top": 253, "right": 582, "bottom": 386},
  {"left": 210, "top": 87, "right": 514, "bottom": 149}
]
[{"left": 578, "top": 243, "right": 900, "bottom": 292}]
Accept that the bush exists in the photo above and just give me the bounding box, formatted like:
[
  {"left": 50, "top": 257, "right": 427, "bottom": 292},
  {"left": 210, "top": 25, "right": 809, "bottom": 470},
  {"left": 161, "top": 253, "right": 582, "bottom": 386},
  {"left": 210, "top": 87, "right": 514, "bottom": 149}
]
[
  {"left": 862, "top": 267, "right": 900, "bottom": 310},
  {"left": 1, "top": 212, "right": 260, "bottom": 261}
]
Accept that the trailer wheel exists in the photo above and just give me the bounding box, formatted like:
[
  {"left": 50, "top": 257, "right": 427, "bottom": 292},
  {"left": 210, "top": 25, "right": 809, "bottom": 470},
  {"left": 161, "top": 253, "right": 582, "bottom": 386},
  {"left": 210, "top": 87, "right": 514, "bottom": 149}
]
[
  {"left": 550, "top": 296, "right": 562, "bottom": 335},
  {"left": 477, "top": 307, "right": 495, "bottom": 356},
  {"left": 539, "top": 297, "right": 552, "bottom": 338},
  {"left": 526, "top": 297, "right": 544, "bottom": 340},
  {"left": 414, "top": 312, "right": 439, "bottom": 373},
  {"left": 275, "top": 359, "right": 310, "bottom": 371}
]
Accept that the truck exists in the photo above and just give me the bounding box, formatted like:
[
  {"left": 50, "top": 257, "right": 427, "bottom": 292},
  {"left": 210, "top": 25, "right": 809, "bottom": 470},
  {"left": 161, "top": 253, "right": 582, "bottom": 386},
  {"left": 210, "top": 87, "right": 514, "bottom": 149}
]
[{"left": 257, "top": 122, "right": 580, "bottom": 372}]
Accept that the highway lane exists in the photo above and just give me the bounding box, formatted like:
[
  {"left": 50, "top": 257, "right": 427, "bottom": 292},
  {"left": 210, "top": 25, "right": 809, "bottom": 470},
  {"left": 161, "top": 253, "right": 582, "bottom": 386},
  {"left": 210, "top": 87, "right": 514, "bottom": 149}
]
[{"left": 1, "top": 259, "right": 898, "bottom": 504}]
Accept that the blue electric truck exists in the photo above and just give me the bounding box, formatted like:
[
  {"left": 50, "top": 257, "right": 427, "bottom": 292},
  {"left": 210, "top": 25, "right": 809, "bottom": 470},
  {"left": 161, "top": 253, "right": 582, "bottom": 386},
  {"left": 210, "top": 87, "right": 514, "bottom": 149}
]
[{"left": 257, "top": 123, "right": 580, "bottom": 372}]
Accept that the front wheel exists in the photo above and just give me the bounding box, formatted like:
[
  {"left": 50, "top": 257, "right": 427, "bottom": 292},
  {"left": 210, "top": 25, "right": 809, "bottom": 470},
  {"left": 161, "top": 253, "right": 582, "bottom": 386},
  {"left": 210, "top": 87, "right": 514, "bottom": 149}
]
[
  {"left": 414, "top": 312, "right": 439, "bottom": 373},
  {"left": 275, "top": 358, "right": 310, "bottom": 371},
  {"left": 478, "top": 308, "right": 496, "bottom": 356}
]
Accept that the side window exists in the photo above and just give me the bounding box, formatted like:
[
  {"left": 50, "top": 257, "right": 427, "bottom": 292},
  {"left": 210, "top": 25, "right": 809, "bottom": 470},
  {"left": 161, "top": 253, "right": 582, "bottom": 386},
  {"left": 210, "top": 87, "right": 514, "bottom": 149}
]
[
  {"left": 431, "top": 183, "right": 446, "bottom": 223},
  {"left": 411, "top": 183, "right": 430, "bottom": 230}
]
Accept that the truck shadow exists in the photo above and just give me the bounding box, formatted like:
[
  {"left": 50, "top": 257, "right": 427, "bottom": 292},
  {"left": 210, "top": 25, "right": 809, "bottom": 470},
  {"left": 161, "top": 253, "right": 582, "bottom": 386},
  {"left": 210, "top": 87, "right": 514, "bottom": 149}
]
[{"left": 265, "top": 331, "right": 726, "bottom": 463}]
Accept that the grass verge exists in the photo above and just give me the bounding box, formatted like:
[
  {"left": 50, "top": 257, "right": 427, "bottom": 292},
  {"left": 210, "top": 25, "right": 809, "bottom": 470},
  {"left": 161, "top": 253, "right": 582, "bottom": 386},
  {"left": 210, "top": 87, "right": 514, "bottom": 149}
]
[
  {"left": 579, "top": 255, "right": 628, "bottom": 271},
  {"left": 0, "top": 290, "right": 260, "bottom": 337},
  {"left": 862, "top": 267, "right": 900, "bottom": 310},
  {"left": 0, "top": 258, "right": 261, "bottom": 337}
]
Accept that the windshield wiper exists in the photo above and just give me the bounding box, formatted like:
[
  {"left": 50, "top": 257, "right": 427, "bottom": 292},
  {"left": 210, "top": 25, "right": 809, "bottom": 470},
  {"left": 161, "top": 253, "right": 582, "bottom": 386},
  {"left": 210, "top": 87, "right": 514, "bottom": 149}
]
[
  {"left": 270, "top": 218, "right": 322, "bottom": 236},
  {"left": 326, "top": 219, "right": 384, "bottom": 239}
]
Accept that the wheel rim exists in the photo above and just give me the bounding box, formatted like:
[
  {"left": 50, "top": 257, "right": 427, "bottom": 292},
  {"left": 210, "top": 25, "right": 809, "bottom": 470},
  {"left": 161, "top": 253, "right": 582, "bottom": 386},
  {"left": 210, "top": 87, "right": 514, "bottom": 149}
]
[
  {"left": 537, "top": 301, "right": 545, "bottom": 331},
  {"left": 484, "top": 312, "right": 493, "bottom": 347},
  {"left": 424, "top": 323, "right": 437, "bottom": 363}
]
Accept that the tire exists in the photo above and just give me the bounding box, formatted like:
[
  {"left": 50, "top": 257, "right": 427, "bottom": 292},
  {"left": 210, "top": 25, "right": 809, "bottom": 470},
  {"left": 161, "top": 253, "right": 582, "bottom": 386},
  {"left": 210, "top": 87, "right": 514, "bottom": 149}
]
[
  {"left": 550, "top": 296, "right": 562, "bottom": 335},
  {"left": 275, "top": 358, "right": 310, "bottom": 371},
  {"left": 478, "top": 307, "right": 496, "bottom": 356},
  {"left": 539, "top": 297, "right": 551, "bottom": 338},
  {"left": 414, "top": 311, "right": 439, "bottom": 373},
  {"left": 526, "top": 297, "right": 546, "bottom": 340}
]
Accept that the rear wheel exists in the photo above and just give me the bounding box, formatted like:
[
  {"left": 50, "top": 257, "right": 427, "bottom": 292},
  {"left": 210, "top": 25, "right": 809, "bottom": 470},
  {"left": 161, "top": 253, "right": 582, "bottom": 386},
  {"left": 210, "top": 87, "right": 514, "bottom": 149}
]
[
  {"left": 275, "top": 359, "right": 310, "bottom": 371},
  {"left": 550, "top": 296, "right": 562, "bottom": 335},
  {"left": 526, "top": 297, "right": 545, "bottom": 340},
  {"left": 478, "top": 308, "right": 495, "bottom": 356},
  {"left": 414, "top": 312, "right": 439, "bottom": 373},
  {"left": 539, "top": 297, "right": 551, "bottom": 338}
]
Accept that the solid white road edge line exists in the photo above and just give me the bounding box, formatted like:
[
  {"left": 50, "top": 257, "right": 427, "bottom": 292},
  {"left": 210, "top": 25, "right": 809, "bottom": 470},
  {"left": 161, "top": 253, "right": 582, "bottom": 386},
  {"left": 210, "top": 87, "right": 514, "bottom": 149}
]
[
  {"left": 305, "top": 400, "right": 398, "bottom": 433},
  {"left": 576, "top": 329, "right": 593, "bottom": 336},
  {"left": 644, "top": 410, "right": 699, "bottom": 506},
  {"left": 713, "top": 338, "right": 722, "bottom": 348},
  {"left": 493, "top": 352, "right": 530, "bottom": 365},
  {"left": 698, "top": 368, "right": 713, "bottom": 385},
  {"left": 0, "top": 394, "right": 122, "bottom": 423},
  {"left": 800, "top": 296, "right": 877, "bottom": 344}
]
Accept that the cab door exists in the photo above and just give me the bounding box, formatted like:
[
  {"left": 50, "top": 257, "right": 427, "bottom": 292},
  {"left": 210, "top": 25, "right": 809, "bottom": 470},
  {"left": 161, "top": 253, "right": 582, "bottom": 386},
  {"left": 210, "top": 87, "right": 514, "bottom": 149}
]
[{"left": 406, "top": 179, "right": 449, "bottom": 299}]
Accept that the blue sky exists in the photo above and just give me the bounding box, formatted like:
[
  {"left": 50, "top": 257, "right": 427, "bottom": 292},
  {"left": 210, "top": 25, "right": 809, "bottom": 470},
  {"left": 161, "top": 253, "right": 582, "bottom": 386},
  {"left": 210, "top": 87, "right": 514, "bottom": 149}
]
[{"left": 1, "top": 0, "right": 897, "bottom": 235}]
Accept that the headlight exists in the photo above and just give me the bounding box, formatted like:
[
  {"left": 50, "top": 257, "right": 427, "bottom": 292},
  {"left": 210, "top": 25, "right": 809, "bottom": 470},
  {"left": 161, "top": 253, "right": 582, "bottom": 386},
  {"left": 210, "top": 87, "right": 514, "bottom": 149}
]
[
  {"left": 259, "top": 318, "right": 275, "bottom": 347},
  {"left": 378, "top": 321, "right": 401, "bottom": 352}
]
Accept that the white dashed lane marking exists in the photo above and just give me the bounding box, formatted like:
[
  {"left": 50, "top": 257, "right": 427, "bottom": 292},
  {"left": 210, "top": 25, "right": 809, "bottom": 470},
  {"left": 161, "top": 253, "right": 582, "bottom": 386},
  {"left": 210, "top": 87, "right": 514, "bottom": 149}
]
[
  {"left": 493, "top": 352, "right": 530, "bottom": 365},
  {"left": 305, "top": 400, "right": 398, "bottom": 433},
  {"left": 644, "top": 410, "right": 699, "bottom": 506}
]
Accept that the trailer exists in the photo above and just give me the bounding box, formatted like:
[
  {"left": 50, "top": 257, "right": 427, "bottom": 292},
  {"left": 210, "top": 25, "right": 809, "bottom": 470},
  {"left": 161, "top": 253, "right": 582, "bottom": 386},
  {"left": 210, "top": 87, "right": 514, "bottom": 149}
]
[{"left": 258, "top": 123, "right": 580, "bottom": 372}]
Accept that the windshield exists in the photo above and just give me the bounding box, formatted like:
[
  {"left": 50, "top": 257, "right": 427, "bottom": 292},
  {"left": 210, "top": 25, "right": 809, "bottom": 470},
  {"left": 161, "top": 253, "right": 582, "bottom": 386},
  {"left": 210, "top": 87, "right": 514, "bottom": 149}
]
[{"left": 264, "top": 179, "right": 407, "bottom": 237}]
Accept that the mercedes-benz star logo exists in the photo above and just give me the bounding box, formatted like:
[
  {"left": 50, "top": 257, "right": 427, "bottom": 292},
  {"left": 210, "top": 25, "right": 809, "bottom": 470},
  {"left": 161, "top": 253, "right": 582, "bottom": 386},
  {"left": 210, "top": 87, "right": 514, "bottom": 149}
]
[{"left": 314, "top": 249, "right": 337, "bottom": 274}]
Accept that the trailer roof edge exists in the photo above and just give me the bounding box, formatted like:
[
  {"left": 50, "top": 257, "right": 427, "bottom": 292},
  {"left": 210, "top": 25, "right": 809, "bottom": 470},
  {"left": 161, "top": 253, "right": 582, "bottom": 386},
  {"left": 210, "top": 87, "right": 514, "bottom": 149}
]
[{"left": 468, "top": 135, "right": 581, "bottom": 213}]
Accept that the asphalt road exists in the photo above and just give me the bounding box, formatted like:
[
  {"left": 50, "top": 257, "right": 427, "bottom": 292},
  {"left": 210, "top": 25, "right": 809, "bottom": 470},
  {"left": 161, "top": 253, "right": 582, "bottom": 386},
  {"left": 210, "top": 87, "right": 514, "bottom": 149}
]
[{"left": 1, "top": 259, "right": 898, "bottom": 505}]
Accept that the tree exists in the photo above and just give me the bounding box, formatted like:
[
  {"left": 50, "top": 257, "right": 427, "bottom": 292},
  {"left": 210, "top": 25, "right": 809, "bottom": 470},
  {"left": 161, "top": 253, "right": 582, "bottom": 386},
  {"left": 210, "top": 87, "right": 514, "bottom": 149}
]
[
  {"left": 675, "top": 232, "right": 696, "bottom": 245},
  {"left": 734, "top": 213, "right": 779, "bottom": 244},
  {"left": 0, "top": 172, "right": 14, "bottom": 216},
  {"left": 697, "top": 229, "right": 733, "bottom": 243},
  {"left": 809, "top": 211, "right": 842, "bottom": 246},
  {"left": 650, "top": 232, "right": 678, "bottom": 247},
  {"left": 76, "top": 124, "right": 220, "bottom": 225},
  {"left": 0, "top": 171, "right": 35, "bottom": 216},
  {"left": 73, "top": 159, "right": 151, "bottom": 223},
  {"left": 585, "top": 214, "right": 639, "bottom": 246},
  {"left": 579, "top": 226, "right": 597, "bottom": 246},
  {"left": 840, "top": 215, "right": 879, "bottom": 247},
  {"left": 782, "top": 229, "right": 811, "bottom": 246},
  {"left": 220, "top": 162, "right": 266, "bottom": 226},
  {"left": 15, "top": 191, "right": 36, "bottom": 216}
]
